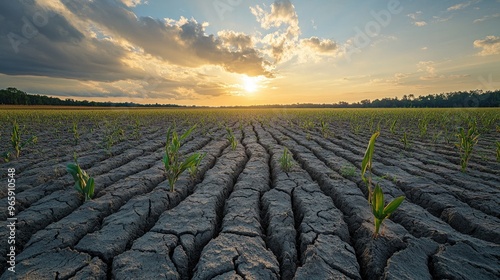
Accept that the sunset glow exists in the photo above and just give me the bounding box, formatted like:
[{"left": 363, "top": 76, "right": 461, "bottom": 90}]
[{"left": 0, "top": 1, "right": 499, "bottom": 106}]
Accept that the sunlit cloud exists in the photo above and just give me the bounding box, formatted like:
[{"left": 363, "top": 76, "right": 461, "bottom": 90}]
[
  {"left": 407, "top": 11, "right": 427, "bottom": 27},
  {"left": 447, "top": 1, "right": 474, "bottom": 11},
  {"left": 473, "top": 13, "right": 500, "bottom": 23},
  {"left": 474, "top": 35, "right": 500, "bottom": 56}
]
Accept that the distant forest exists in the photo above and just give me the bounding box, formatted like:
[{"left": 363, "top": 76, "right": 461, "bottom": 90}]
[{"left": 1, "top": 87, "right": 499, "bottom": 108}]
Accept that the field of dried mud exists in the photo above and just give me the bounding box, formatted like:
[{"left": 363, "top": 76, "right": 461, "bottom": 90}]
[{"left": 0, "top": 108, "right": 499, "bottom": 279}]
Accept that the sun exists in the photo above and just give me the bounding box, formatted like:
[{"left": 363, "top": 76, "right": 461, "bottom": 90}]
[{"left": 242, "top": 76, "right": 259, "bottom": 93}]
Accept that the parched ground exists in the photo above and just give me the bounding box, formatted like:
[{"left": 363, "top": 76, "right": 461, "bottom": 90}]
[{"left": 0, "top": 113, "right": 499, "bottom": 279}]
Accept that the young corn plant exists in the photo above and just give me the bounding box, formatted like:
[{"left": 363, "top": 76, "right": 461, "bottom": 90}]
[
  {"left": 371, "top": 184, "right": 405, "bottom": 238},
  {"left": 11, "top": 120, "right": 37, "bottom": 158},
  {"left": 361, "top": 132, "right": 379, "bottom": 203},
  {"left": 455, "top": 121, "right": 479, "bottom": 172},
  {"left": 389, "top": 119, "right": 397, "bottom": 134},
  {"left": 361, "top": 132, "right": 405, "bottom": 238},
  {"left": 67, "top": 154, "right": 95, "bottom": 202},
  {"left": 400, "top": 131, "right": 410, "bottom": 150},
  {"left": 320, "top": 120, "right": 329, "bottom": 138},
  {"left": 279, "top": 147, "right": 294, "bottom": 172},
  {"left": 226, "top": 127, "right": 237, "bottom": 150},
  {"left": 188, "top": 152, "right": 206, "bottom": 179},
  {"left": 72, "top": 121, "right": 80, "bottom": 145},
  {"left": 163, "top": 125, "right": 203, "bottom": 192},
  {"left": 418, "top": 118, "right": 428, "bottom": 138}
]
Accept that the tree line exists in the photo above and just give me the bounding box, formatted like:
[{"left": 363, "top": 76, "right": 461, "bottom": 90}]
[
  {"left": 1, "top": 87, "right": 499, "bottom": 108},
  {"left": 0, "top": 88, "right": 185, "bottom": 107}
]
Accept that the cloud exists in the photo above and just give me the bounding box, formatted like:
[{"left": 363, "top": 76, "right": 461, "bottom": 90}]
[
  {"left": 414, "top": 21, "right": 427, "bottom": 27},
  {"left": 250, "top": 0, "right": 300, "bottom": 63},
  {"left": 62, "top": 1, "right": 273, "bottom": 77},
  {"left": 407, "top": 11, "right": 427, "bottom": 27},
  {"left": 250, "top": 0, "right": 299, "bottom": 32},
  {"left": 417, "top": 61, "right": 438, "bottom": 80},
  {"left": 447, "top": 1, "right": 473, "bottom": 11},
  {"left": 474, "top": 35, "right": 500, "bottom": 56},
  {"left": 301, "top": 37, "right": 337, "bottom": 53},
  {"left": 121, "top": 0, "right": 147, "bottom": 7},
  {"left": 0, "top": 0, "right": 279, "bottom": 102},
  {"left": 432, "top": 15, "right": 453, "bottom": 23},
  {"left": 417, "top": 61, "right": 470, "bottom": 81},
  {"left": 473, "top": 13, "right": 500, "bottom": 23},
  {"left": 0, "top": 1, "right": 144, "bottom": 81}
]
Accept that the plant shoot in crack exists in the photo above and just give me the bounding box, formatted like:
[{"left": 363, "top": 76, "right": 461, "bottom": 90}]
[
  {"left": 226, "top": 127, "right": 237, "bottom": 150},
  {"left": 279, "top": 147, "right": 294, "bottom": 172},
  {"left": 163, "top": 125, "right": 203, "bottom": 192},
  {"left": 456, "top": 120, "right": 480, "bottom": 172},
  {"left": 361, "top": 131, "right": 405, "bottom": 238},
  {"left": 67, "top": 153, "right": 95, "bottom": 202},
  {"left": 11, "top": 120, "right": 37, "bottom": 158}
]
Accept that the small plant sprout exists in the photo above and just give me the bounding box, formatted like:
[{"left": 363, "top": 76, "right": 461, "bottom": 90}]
[
  {"left": 361, "top": 132, "right": 405, "bottom": 238},
  {"left": 371, "top": 184, "right": 405, "bottom": 238},
  {"left": 163, "top": 125, "right": 203, "bottom": 192},
  {"left": 279, "top": 147, "right": 294, "bottom": 172},
  {"left": 67, "top": 153, "right": 95, "bottom": 202},
  {"left": 320, "top": 120, "right": 329, "bottom": 138},
  {"left": 389, "top": 119, "right": 397, "bottom": 134},
  {"left": 226, "top": 127, "right": 237, "bottom": 150},
  {"left": 188, "top": 152, "right": 206, "bottom": 178},
  {"left": 418, "top": 118, "right": 428, "bottom": 138},
  {"left": 455, "top": 120, "right": 480, "bottom": 172},
  {"left": 400, "top": 131, "right": 410, "bottom": 150},
  {"left": 72, "top": 121, "right": 80, "bottom": 145},
  {"left": 361, "top": 132, "right": 380, "bottom": 203},
  {"left": 11, "top": 120, "right": 37, "bottom": 158}
]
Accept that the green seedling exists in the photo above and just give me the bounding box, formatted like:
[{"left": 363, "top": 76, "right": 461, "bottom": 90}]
[
  {"left": 67, "top": 154, "right": 95, "bottom": 201},
  {"left": 188, "top": 152, "right": 206, "bottom": 178},
  {"left": 133, "top": 119, "right": 141, "bottom": 140},
  {"left": 320, "top": 120, "right": 329, "bottom": 138},
  {"left": 361, "top": 132, "right": 379, "bottom": 202},
  {"left": 226, "top": 127, "right": 237, "bottom": 150},
  {"left": 418, "top": 118, "right": 428, "bottom": 138},
  {"left": 455, "top": 121, "right": 479, "bottom": 172},
  {"left": 371, "top": 184, "right": 405, "bottom": 238},
  {"left": 163, "top": 125, "right": 203, "bottom": 192},
  {"left": 279, "top": 147, "right": 294, "bottom": 172},
  {"left": 389, "top": 119, "right": 397, "bottom": 134},
  {"left": 400, "top": 131, "right": 410, "bottom": 150},
  {"left": 11, "top": 120, "right": 37, "bottom": 158},
  {"left": 361, "top": 132, "right": 405, "bottom": 238},
  {"left": 72, "top": 121, "right": 79, "bottom": 145}
]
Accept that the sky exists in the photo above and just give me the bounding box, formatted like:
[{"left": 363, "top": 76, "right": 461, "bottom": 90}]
[{"left": 0, "top": 0, "right": 499, "bottom": 106}]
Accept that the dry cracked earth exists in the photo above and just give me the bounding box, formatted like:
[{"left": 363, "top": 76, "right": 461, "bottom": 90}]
[{"left": 0, "top": 118, "right": 499, "bottom": 279}]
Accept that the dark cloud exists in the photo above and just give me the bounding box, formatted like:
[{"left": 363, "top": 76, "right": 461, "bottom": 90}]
[
  {"left": 62, "top": 0, "right": 272, "bottom": 77},
  {"left": 0, "top": 0, "right": 144, "bottom": 81},
  {"left": 0, "top": 0, "right": 273, "bottom": 90}
]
